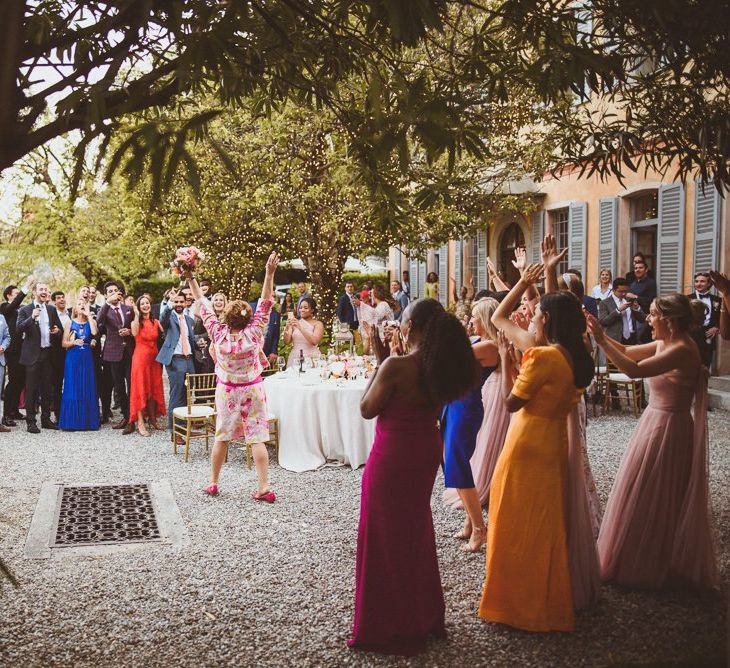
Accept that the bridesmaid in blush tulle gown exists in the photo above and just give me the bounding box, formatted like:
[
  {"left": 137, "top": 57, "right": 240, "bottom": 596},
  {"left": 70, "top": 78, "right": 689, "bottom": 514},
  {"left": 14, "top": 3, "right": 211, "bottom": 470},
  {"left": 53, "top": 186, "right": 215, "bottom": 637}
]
[
  {"left": 588, "top": 294, "right": 719, "bottom": 590},
  {"left": 349, "top": 299, "right": 479, "bottom": 656},
  {"left": 129, "top": 295, "right": 166, "bottom": 436}
]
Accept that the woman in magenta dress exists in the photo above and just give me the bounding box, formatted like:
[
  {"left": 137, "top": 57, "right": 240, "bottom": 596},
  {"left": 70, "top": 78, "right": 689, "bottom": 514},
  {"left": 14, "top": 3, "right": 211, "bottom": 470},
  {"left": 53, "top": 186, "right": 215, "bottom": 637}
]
[
  {"left": 349, "top": 299, "right": 479, "bottom": 656},
  {"left": 588, "top": 294, "right": 719, "bottom": 589},
  {"left": 129, "top": 295, "right": 166, "bottom": 436}
]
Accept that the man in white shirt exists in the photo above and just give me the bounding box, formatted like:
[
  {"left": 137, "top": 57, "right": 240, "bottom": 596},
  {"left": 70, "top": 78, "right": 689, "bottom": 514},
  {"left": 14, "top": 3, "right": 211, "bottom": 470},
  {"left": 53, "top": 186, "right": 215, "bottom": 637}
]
[
  {"left": 598, "top": 278, "right": 646, "bottom": 344},
  {"left": 51, "top": 291, "right": 71, "bottom": 420},
  {"left": 16, "top": 282, "right": 63, "bottom": 432}
]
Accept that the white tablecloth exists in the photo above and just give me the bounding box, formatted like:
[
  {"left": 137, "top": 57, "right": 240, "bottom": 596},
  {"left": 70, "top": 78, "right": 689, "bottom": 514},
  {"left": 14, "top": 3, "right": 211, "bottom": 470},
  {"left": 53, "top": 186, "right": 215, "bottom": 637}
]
[{"left": 263, "top": 372, "right": 375, "bottom": 472}]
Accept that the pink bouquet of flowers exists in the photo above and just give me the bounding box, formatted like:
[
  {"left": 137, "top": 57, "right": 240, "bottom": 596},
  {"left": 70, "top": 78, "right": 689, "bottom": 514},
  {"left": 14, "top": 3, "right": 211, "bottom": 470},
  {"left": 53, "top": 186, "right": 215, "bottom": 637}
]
[{"left": 170, "top": 246, "right": 205, "bottom": 276}]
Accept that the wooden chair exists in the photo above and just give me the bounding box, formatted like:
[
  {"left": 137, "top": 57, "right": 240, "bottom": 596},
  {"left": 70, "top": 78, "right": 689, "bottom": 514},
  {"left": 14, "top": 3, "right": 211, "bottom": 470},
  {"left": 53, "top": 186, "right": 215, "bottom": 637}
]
[
  {"left": 234, "top": 414, "right": 280, "bottom": 470},
  {"left": 171, "top": 373, "right": 217, "bottom": 462},
  {"left": 603, "top": 361, "right": 644, "bottom": 417}
]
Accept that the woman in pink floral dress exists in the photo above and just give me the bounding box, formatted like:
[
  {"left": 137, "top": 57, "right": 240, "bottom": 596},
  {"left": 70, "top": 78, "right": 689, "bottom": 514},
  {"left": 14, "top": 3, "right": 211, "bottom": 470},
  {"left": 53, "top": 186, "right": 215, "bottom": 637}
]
[{"left": 186, "top": 252, "right": 279, "bottom": 502}]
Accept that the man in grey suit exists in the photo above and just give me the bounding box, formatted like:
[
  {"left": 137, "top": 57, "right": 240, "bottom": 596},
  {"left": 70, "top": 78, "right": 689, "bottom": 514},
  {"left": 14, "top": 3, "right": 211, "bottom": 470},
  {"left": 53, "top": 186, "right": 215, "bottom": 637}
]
[
  {"left": 156, "top": 287, "right": 197, "bottom": 441},
  {"left": 598, "top": 277, "right": 646, "bottom": 345},
  {"left": 0, "top": 314, "right": 11, "bottom": 432}
]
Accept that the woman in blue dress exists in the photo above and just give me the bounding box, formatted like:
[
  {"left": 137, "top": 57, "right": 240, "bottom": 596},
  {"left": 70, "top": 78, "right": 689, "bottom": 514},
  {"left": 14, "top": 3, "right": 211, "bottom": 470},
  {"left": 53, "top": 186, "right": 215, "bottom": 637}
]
[
  {"left": 442, "top": 297, "right": 500, "bottom": 553},
  {"left": 59, "top": 298, "right": 100, "bottom": 431}
]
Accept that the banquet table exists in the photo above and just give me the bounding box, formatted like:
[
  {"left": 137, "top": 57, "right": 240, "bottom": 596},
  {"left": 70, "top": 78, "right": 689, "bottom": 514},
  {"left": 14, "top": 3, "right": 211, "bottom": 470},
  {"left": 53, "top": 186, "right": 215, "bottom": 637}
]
[{"left": 263, "top": 371, "right": 376, "bottom": 472}]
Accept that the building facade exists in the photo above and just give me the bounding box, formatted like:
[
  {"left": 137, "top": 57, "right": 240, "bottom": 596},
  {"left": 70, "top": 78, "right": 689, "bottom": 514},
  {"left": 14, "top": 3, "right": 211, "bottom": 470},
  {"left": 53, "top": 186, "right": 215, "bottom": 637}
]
[{"left": 389, "top": 166, "right": 729, "bottom": 372}]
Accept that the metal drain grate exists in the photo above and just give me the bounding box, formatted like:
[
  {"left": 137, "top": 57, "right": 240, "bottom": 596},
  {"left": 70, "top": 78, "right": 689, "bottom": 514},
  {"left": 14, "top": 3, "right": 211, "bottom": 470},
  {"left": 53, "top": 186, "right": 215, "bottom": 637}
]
[{"left": 52, "top": 484, "right": 161, "bottom": 547}]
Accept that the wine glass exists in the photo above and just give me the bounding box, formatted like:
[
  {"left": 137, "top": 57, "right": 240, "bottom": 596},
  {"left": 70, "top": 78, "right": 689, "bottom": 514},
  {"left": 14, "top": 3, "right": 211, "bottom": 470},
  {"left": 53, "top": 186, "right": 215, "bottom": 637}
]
[{"left": 276, "top": 356, "right": 285, "bottom": 374}]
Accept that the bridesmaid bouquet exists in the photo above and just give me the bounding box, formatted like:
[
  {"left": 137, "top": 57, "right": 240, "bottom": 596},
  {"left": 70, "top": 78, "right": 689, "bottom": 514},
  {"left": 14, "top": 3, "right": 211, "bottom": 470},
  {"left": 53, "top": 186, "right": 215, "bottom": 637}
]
[{"left": 170, "top": 246, "right": 205, "bottom": 276}]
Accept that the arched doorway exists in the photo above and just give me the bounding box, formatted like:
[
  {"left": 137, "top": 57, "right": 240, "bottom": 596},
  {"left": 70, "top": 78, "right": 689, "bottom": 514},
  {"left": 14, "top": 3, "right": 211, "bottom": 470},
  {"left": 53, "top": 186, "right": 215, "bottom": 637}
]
[{"left": 499, "top": 222, "right": 525, "bottom": 287}]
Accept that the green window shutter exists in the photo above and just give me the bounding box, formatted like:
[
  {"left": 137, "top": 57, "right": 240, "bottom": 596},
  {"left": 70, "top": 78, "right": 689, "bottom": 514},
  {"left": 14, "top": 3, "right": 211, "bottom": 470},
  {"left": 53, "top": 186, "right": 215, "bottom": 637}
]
[
  {"left": 531, "top": 210, "right": 545, "bottom": 263},
  {"left": 598, "top": 197, "right": 618, "bottom": 276},
  {"left": 657, "top": 183, "right": 685, "bottom": 295},
  {"left": 568, "top": 201, "right": 588, "bottom": 279},
  {"left": 693, "top": 179, "right": 721, "bottom": 276}
]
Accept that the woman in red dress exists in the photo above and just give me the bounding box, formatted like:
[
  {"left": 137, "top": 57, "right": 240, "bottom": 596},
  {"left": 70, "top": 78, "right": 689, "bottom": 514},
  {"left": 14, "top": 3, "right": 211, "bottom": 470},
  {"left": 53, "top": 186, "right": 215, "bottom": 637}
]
[{"left": 129, "top": 294, "right": 166, "bottom": 436}]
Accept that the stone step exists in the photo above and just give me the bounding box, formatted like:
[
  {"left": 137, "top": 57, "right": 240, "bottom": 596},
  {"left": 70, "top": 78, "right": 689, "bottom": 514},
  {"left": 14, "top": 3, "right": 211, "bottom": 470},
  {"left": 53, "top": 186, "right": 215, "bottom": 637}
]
[
  {"left": 708, "top": 375, "right": 730, "bottom": 393},
  {"left": 708, "top": 388, "right": 730, "bottom": 411}
]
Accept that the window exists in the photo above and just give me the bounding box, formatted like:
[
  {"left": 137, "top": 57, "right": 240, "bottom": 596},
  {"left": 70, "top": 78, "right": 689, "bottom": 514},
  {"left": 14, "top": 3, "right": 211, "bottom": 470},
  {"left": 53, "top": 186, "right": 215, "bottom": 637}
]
[
  {"left": 499, "top": 223, "right": 525, "bottom": 287},
  {"left": 628, "top": 189, "right": 658, "bottom": 273},
  {"left": 467, "top": 236, "right": 479, "bottom": 286},
  {"left": 549, "top": 208, "right": 570, "bottom": 275},
  {"left": 631, "top": 192, "right": 658, "bottom": 223}
]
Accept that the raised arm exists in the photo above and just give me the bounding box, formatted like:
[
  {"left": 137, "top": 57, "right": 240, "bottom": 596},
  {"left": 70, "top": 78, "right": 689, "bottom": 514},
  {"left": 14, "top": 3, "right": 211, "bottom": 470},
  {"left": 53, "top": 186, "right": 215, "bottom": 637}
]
[
  {"left": 540, "top": 234, "right": 567, "bottom": 294},
  {"left": 512, "top": 246, "right": 539, "bottom": 303},
  {"left": 487, "top": 257, "right": 509, "bottom": 291},
  {"left": 261, "top": 251, "right": 280, "bottom": 302},
  {"left": 491, "top": 263, "right": 544, "bottom": 353},
  {"left": 709, "top": 271, "right": 730, "bottom": 339}
]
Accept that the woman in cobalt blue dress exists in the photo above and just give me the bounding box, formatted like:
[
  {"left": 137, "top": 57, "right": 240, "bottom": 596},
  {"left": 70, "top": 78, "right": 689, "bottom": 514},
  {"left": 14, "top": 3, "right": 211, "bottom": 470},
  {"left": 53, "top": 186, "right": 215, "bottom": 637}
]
[
  {"left": 59, "top": 299, "right": 100, "bottom": 431},
  {"left": 442, "top": 297, "right": 500, "bottom": 553}
]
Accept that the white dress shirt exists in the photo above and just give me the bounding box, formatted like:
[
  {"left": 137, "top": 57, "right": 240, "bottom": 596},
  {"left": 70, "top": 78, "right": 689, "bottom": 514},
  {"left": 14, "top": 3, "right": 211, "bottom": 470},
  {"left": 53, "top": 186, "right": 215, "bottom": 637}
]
[
  {"left": 35, "top": 302, "right": 51, "bottom": 348},
  {"left": 56, "top": 308, "right": 71, "bottom": 330},
  {"left": 695, "top": 292, "right": 712, "bottom": 327}
]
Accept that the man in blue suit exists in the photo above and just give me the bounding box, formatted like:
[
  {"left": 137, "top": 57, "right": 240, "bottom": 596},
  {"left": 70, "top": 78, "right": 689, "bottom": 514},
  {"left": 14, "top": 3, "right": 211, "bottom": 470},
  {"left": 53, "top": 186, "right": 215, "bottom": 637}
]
[
  {"left": 156, "top": 287, "right": 197, "bottom": 440},
  {"left": 336, "top": 282, "right": 358, "bottom": 329},
  {"left": 0, "top": 314, "right": 11, "bottom": 432}
]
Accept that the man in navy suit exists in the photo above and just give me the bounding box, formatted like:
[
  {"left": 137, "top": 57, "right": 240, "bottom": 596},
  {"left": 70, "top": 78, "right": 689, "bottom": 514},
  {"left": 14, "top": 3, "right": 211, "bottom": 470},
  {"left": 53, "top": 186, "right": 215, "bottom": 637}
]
[
  {"left": 157, "top": 287, "right": 197, "bottom": 440},
  {"left": 336, "top": 282, "right": 359, "bottom": 329},
  {"left": 16, "top": 282, "right": 63, "bottom": 433},
  {"left": 1, "top": 280, "right": 32, "bottom": 425},
  {"left": 97, "top": 281, "right": 135, "bottom": 433},
  {"left": 250, "top": 298, "right": 281, "bottom": 365}
]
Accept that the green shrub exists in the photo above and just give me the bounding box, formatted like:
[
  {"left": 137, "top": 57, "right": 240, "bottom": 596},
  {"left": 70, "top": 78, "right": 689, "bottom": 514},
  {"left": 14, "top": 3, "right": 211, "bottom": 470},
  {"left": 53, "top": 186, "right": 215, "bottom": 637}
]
[
  {"left": 341, "top": 271, "right": 389, "bottom": 289},
  {"left": 128, "top": 277, "right": 174, "bottom": 303}
]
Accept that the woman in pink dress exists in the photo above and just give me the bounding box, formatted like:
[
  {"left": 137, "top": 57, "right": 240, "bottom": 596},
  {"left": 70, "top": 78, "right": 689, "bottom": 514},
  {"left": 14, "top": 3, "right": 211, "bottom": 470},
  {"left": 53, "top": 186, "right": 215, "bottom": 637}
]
[
  {"left": 283, "top": 297, "right": 324, "bottom": 369},
  {"left": 187, "top": 252, "right": 279, "bottom": 502},
  {"left": 349, "top": 299, "right": 479, "bottom": 656},
  {"left": 129, "top": 295, "right": 166, "bottom": 436},
  {"left": 587, "top": 294, "right": 719, "bottom": 589}
]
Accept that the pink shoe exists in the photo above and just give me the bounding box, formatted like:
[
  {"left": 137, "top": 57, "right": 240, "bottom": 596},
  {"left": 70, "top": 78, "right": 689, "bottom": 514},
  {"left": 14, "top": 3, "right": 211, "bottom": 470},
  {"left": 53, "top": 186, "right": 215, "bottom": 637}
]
[
  {"left": 203, "top": 483, "right": 219, "bottom": 496},
  {"left": 252, "top": 490, "right": 276, "bottom": 503}
]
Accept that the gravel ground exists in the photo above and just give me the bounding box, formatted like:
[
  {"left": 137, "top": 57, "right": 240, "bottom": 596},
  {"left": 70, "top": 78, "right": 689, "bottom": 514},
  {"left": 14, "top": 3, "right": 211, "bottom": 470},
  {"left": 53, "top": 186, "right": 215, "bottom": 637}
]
[{"left": 0, "top": 410, "right": 728, "bottom": 668}]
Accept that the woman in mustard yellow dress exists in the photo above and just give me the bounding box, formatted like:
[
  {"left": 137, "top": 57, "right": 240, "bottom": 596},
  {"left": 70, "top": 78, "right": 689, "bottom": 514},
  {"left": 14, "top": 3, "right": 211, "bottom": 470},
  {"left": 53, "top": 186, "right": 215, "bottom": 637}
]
[{"left": 479, "top": 289, "right": 594, "bottom": 632}]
